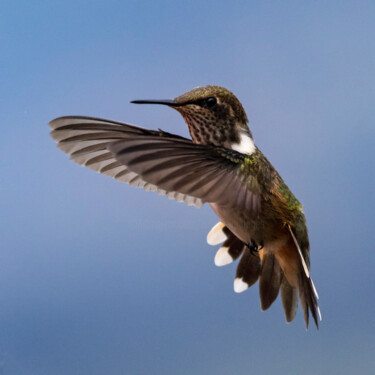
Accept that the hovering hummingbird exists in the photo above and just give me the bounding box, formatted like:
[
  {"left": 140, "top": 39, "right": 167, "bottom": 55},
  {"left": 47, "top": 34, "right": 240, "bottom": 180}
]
[{"left": 49, "top": 85, "right": 321, "bottom": 328}]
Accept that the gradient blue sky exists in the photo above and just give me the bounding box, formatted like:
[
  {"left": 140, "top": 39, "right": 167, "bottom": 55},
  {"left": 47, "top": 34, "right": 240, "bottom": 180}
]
[{"left": 1, "top": 1, "right": 374, "bottom": 374}]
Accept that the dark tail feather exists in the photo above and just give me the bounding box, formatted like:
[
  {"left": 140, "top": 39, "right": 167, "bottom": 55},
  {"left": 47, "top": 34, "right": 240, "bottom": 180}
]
[
  {"left": 222, "top": 226, "right": 245, "bottom": 262},
  {"left": 299, "top": 272, "right": 320, "bottom": 329},
  {"left": 234, "top": 248, "right": 261, "bottom": 292},
  {"left": 259, "top": 253, "right": 281, "bottom": 310},
  {"left": 280, "top": 276, "right": 298, "bottom": 323},
  {"left": 274, "top": 237, "right": 321, "bottom": 329}
]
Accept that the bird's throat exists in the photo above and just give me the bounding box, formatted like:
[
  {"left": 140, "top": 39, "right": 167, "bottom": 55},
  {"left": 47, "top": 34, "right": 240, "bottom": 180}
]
[{"left": 182, "top": 113, "right": 253, "bottom": 153}]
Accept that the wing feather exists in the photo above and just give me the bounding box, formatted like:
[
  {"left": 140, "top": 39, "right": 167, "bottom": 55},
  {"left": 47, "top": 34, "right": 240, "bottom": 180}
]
[
  {"left": 109, "top": 137, "right": 261, "bottom": 213},
  {"left": 49, "top": 116, "right": 204, "bottom": 207}
]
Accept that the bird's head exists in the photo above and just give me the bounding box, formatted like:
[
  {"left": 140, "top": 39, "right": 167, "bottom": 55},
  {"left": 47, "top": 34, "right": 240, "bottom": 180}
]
[{"left": 132, "top": 85, "right": 253, "bottom": 150}]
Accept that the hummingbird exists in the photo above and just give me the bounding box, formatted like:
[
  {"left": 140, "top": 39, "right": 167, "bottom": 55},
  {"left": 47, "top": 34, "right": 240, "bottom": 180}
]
[{"left": 49, "top": 85, "right": 321, "bottom": 328}]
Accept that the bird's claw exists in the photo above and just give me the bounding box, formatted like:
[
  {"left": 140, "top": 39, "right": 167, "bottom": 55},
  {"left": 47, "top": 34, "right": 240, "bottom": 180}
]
[{"left": 247, "top": 240, "right": 263, "bottom": 256}]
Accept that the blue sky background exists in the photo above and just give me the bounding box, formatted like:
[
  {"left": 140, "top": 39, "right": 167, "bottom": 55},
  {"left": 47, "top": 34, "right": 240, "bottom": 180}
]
[{"left": 1, "top": 1, "right": 374, "bottom": 374}]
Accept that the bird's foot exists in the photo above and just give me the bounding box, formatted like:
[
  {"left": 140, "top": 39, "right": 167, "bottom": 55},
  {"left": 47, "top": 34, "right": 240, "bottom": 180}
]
[{"left": 246, "top": 240, "right": 263, "bottom": 256}]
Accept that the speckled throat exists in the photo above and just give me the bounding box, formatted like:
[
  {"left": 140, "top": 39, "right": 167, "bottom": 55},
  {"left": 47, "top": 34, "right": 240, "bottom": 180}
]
[{"left": 178, "top": 105, "right": 242, "bottom": 148}]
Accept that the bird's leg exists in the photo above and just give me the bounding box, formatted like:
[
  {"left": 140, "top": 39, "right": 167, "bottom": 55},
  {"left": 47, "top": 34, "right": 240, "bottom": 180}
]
[
  {"left": 247, "top": 241, "right": 257, "bottom": 255},
  {"left": 246, "top": 239, "right": 263, "bottom": 256}
]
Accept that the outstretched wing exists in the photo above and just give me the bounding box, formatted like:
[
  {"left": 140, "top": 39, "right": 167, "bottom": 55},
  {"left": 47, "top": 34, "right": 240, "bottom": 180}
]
[
  {"left": 49, "top": 116, "right": 203, "bottom": 207},
  {"left": 108, "top": 132, "right": 262, "bottom": 214},
  {"left": 50, "top": 116, "right": 262, "bottom": 213}
]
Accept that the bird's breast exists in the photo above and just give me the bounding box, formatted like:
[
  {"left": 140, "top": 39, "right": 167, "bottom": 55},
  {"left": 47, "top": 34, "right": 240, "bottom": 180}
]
[{"left": 209, "top": 202, "right": 284, "bottom": 246}]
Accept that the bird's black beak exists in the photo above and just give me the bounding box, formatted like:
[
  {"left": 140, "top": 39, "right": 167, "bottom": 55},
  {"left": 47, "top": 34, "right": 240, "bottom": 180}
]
[{"left": 130, "top": 99, "right": 182, "bottom": 107}]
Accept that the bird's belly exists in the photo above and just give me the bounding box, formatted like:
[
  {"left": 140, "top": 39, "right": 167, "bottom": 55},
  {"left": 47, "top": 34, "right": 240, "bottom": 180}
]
[{"left": 209, "top": 202, "right": 283, "bottom": 246}]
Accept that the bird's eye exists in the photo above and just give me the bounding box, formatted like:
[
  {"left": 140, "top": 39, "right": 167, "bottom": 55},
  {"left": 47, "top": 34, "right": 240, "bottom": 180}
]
[{"left": 205, "top": 97, "right": 217, "bottom": 108}]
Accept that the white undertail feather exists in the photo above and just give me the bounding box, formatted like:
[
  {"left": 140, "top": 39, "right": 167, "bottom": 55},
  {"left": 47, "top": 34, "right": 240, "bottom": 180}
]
[
  {"left": 231, "top": 133, "right": 256, "bottom": 155},
  {"left": 206, "top": 222, "right": 227, "bottom": 245},
  {"left": 214, "top": 246, "right": 233, "bottom": 266},
  {"left": 234, "top": 278, "right": 249, "bottom": 293}
]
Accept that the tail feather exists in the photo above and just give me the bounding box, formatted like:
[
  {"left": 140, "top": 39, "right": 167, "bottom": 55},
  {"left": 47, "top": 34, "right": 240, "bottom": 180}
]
[
  {"left": 207, "top": 221, "right": 321, "bottom": 328},
  {"left": 275, "top": 236, "right": 321, "bottom": 329},
  {"left": 234, "top": 248, "right": 261, "bottom": 292},
  {"left": 299, "top": 273, "right": 320, "bottom": 328},
  {"left": 222, "top": 226, "right": 245, "bottom": 262},
  {"left": 207, "top": 224, "right": 244, "bottom": 266},
  {"left": 280, "top": 276, "right": 298, "bottom": 322},
  {"left": 259, "top": 253, "right": 281, "bottom": 310}
]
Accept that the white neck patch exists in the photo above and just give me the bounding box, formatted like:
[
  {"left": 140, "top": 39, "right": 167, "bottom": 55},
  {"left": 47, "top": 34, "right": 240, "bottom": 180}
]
[{"left": 231, "top": 133, "right": 256, "bottom": 155}]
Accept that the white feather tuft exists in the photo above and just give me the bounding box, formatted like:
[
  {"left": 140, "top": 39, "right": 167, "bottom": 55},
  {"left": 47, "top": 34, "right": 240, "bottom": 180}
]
[
  {"left": 233, "top": 278, "right": 249, "bottom": 293},
  {"left": 231, "top": 133, "right": 256, "bottom": 155},
  {"left": 207, "top": 222, "right": 227, "bottom": 245},
  {"left": 214, "top": 247, "right": 233, "bottom": 267}
]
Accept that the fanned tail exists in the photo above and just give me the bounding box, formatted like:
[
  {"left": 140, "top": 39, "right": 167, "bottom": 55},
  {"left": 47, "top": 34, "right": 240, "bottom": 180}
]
[{"left": 207, "top": 221, "right": 321, "bottom": 328}]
